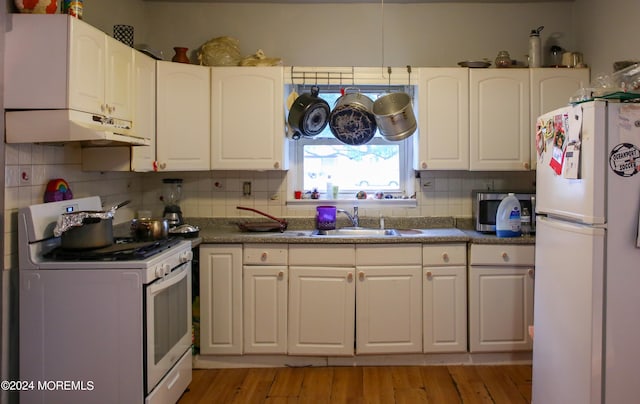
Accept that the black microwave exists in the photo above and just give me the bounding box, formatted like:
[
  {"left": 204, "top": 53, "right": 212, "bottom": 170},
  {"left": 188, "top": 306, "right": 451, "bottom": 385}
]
[{"left": 472, "top": 191, "right": 535, "bottom": 233}]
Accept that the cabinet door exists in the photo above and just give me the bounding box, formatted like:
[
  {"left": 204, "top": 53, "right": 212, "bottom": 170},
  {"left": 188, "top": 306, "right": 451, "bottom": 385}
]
[
  {"left": 105, "top": 36, "right": 134, "bottom": 121},
  {"left": 131, "top": 52, "right": 157, "bottom": 171},
  {"left": 69, "top": 17, "right": 106, "bottom": 116},
  {"left": 210, "top": 67, "right": 286, "bottom": 170},
  {"left": 423, "top": 266, "right": 467, "bottom": 353},
  {"left": 156, "top": 61, "right": 211, "bottom": 171},
  {"left": 530, "top": 68, "right": 590, "bottom": 169},
  {"left": 415, "top": 68, "right": 469, "bottom": 170},
  {"left": 356, "top": 266, "right": 422, "bottom": 354},
  {"left": 470, "top": 69, "right": 530, "bottom": 171},
  {"left": 469, "top": 266, "right": 534, "bottom": 352},
  {"left": 200, "top": 245, "right": 243, "bottom": 355},
  {"left": 243, "top": 266, "right": 288, "bottom": 354},
  {"left": 288, "top": 266, "right": 355, "bottom": 356}
]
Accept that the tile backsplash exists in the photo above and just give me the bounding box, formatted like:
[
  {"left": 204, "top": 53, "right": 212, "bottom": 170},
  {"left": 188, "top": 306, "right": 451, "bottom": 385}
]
[{"left": 4, "top": 143, "right": 535, "bottom": 269}]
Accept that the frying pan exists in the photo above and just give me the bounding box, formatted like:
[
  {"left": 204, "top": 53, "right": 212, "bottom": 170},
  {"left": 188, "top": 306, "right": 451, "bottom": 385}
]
[{"left": 236, "top": 206, "right": 288, "bottom": 232}]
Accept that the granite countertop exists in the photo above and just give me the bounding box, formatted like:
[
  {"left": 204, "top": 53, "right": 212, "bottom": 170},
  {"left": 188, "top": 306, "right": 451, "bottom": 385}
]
[{"left": 185, "top": 217, "right": 535, "bottom": 245}]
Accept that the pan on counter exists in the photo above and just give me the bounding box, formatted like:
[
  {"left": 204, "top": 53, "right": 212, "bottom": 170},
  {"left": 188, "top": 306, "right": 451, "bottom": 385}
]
[{"left": 236, "top": 206, "right": 288, "bottom": 232}]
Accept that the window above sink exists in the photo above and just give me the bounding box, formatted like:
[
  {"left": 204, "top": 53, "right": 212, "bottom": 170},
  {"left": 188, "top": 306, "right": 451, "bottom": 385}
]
[{"left": 287, "top": 85, "right": 416, "bottom": 203}]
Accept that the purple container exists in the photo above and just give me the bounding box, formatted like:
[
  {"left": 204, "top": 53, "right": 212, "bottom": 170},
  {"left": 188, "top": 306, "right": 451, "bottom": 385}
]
[{"left": 316, "top": 206, "right": 337, "bottom": 230}]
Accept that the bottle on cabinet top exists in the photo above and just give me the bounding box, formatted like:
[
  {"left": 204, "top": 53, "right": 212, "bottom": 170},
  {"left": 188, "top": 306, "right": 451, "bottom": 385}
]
[{"left": 528, "top": 26, "right": 544, "bottom": 68}]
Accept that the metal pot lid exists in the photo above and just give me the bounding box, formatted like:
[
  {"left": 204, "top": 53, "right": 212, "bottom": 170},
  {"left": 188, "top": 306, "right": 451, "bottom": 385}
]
[
  {"left": 329, "top": 105, "right": 377, "bottom": 145},
  {"left": 301, "top": 102, "right": 330, "bottom": 136}
]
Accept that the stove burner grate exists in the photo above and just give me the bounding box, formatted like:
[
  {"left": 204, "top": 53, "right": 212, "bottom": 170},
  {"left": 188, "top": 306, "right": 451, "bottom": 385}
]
[{"left": 44, "top": 237, "right": 183, "bottom": 261}]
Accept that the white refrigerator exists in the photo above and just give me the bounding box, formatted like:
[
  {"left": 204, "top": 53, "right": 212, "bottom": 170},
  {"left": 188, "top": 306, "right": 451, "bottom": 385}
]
[{"left": 533, "top": 100, "right": 640, "bottom": 403}]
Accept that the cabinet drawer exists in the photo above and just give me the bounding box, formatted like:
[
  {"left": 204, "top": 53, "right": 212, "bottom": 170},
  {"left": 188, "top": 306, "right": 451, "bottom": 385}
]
[
  {"left": 289, "top": 245, "right": 355, "bottom": 266},
  {"left": 423, "top": 244, "right": 466, "bottom": 266},
  {"left": 356, "top": 244, "right": 421, "bottom": 266},
  {"left": 470, "top": 244, "right": 534, "bottom": 266},
  {"left": 244, "top": 244, "right": 288, "bottom": 265}
]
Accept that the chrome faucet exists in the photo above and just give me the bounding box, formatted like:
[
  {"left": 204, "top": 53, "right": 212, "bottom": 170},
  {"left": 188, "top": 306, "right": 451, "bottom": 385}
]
[{"left": 337, "top": 207, "right": 359, "bottom": 227}]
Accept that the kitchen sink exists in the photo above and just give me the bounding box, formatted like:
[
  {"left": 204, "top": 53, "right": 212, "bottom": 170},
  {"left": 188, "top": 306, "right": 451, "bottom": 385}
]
[{"left": 310, "top": 227, "right": 400, "bottom": 237}]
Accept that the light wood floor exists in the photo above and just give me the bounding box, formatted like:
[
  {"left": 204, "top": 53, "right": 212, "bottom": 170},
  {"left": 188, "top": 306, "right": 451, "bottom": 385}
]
[{"left": 178, "top": 365, "right": 531, "bottom": 403}]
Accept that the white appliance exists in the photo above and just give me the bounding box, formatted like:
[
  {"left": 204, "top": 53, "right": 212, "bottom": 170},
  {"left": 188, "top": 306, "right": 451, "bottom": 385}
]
[
  {"left": 18, "top": 197, "right": 193, "bottom": 404},
  {"left": 5, "top": 109, "right": 150, "bottom": 146},
  {"left": 532, "top": 100, "right": 640, "bottom": 403}
]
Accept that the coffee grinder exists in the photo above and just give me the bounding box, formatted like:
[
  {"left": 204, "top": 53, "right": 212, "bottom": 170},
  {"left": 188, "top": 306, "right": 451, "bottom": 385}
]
[{"left": 161, "top": 178, "right": 183, "bottom": 227}]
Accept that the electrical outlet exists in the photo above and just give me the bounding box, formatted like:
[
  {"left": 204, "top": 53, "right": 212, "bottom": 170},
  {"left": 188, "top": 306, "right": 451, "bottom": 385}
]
[
  {"left": 20, "top": 167, "right": 32, "bottom": 185},
  {"left": 243, "top": 181, "right": 252, "bottom": 196}
]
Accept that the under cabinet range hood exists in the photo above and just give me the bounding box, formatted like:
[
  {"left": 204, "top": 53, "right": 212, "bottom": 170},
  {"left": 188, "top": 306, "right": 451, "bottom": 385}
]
[{"left": 5, "top": 109, "right": 150, "bottom": 146}]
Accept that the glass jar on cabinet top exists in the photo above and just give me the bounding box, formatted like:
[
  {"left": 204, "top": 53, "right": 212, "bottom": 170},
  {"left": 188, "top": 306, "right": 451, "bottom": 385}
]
[{"left": 495, "top": 51, "right": 512, "bottom": 68}]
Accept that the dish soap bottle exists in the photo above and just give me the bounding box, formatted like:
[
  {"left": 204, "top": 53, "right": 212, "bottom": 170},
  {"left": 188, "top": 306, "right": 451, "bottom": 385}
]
[
  {"left": 528, "top": 26, "right": 544, "bottom": 67},
  {"left": 496, "top": 193, "right": 522, "bottom": 237}
]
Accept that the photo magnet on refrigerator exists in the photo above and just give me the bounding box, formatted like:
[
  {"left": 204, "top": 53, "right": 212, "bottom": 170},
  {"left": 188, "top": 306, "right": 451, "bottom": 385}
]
[
  {"left": 549, "top": 114, "right": 568, "bottom": 175},
  {"left": 609, "top": 143, "right": 640, "bottom": 177}
]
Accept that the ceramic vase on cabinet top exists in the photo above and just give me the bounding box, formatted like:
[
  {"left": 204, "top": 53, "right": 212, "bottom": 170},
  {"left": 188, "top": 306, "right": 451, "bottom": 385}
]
[
  {"left": 172, "top": 47, "right": 190, "bottom": 64},
  {"left": 14, "top": 0, "right": 58, "bottom": 13}
]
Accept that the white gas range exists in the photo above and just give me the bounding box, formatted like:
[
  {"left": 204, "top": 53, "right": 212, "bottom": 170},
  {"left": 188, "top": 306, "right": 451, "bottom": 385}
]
[{"left": 18, "top": 197, "right": 193, "bottom": 404}]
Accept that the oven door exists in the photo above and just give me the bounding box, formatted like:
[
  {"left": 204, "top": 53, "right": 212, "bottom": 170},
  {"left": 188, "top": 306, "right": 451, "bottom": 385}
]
[{"left": 145, "top": 262, "right": 192, "bottom": 393}]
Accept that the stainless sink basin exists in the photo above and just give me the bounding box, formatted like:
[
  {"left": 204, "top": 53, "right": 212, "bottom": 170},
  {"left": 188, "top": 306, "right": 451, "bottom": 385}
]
[{"left": 311, "top": 227, "right": 400, "bottom": 237}]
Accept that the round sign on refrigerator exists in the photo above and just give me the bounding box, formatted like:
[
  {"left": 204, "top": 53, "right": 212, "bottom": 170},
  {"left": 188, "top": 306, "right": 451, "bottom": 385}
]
[{"left": 609, "top": 143, "right": 640, "bottom": 177}]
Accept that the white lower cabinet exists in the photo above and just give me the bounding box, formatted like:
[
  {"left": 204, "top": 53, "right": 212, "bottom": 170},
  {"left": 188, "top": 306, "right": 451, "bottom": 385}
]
[
  {"left": 199, "top": 241, "right": 534, "bottom": 359},
  {"left": 288, "top": 245, "right": 356, "bottom": 356},
  {"left": 200, "top": 244, "right": 243, "bottom": 355},
  {"left": 469, "top": 244, "right": 535, "bottom": 352},
  {"left": 422, "top": 244, "right": 467, "bottom": 353},
  {"left": 355, "top": 244, "right": 423, "bottom": 354},
  {"left": 242, "top": 244, "right": 288, "bottom": 354}
]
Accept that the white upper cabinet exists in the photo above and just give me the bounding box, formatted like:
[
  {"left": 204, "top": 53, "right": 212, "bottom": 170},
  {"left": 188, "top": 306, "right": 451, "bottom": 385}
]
[
  {"left": 131, "top": 52, "right": 157, "bottom": 172},
  {"left": 415, "top": 68, "right": 470, "bottom": 170},
  {"left": 529, "top": 68, "right": 590, "bottom": 169},
  {"left": 210, "top": 67, "right": 287, "bottom": 170},
  {"left": 5, "top": 14, "right": 133, "bottom": 122},
  {"left": 103, "top": 36, "right": 134, "bottom": 121},
  {"left": 156, "top": 61, "right": 211, "bottom": 171},
  {"left": 470, "top": 69, "right": 531, "bottom": 171}
]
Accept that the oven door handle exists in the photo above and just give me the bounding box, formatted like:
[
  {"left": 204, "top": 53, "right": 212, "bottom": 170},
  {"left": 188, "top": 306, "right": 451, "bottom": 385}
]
[{"left": 148, "top": 263, "right": 189, "bottom": 295}]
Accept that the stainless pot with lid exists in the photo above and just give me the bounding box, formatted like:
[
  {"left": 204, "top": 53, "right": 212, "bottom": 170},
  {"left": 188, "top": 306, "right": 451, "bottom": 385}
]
[{"left": 54, "top": 200, "right": 130, "bottom": 249}]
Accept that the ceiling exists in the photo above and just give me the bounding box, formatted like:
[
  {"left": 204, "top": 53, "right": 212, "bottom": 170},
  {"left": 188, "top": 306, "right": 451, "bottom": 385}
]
[{"left": 144, "top": 0, "right": 572, "bottom": 3}]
